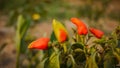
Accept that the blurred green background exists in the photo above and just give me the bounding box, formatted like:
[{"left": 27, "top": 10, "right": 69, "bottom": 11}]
[
  {"left": 0, "top": 0, "right": 120, "bottom": 22},
  {"left": 0, "top": 0, "right": 120, "bottom": 68}
]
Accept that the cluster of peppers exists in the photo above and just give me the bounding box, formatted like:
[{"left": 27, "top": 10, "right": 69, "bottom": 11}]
[{"left": 28, "top": 17, "right": 104, "bottom": 50}]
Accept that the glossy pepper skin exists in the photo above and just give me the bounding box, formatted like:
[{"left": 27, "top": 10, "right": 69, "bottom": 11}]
[
  {"left": 28, "top": 38, "right": 50, "bottom": 50},
  {"left": 71, "top": 18, "right": 88, "bottom": 35},
  {"left": 52, "top": 19, "right": 68, "bottom": 43},
  {"left": 89, "top": 28, "right": 104, "bottom": 39}
]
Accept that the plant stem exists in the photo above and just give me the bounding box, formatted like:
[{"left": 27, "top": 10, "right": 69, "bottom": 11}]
[
  {"left": 16, "top": 51, "right": 20, "bottom": 68},
  {"left": 69, "top": 54, "right": 76, "bottom": 67},
  {"left": 16, "top": 40, "right": 21, "bottom": 68},
  {"left": 76, "top": 34, "right": 79, "bottom": 42},
  {"left": 61, "top": 42, "right": 67, "bottom": 53}
]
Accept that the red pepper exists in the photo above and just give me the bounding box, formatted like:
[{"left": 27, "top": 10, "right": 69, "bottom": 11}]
[
  {"left": 52, "top": 19, "right": 68, "bottom": 43},
  {"left": 28, "top": 38, "right": 50, "bottom": 50},
  {"left": 89, "top": 28, "right": 104, "bottom": 39},
  {"left": 77, "top": 26, "right": 88, "bottom": 35},
  {"left": 59, "top": 29, "right": 67, "bottom": 43},
  {"left": 71, "top": 18, "right": 88, "bottom": 35}
]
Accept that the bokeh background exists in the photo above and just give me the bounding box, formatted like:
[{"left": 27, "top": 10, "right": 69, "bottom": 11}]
[{"left": 0, "top": 0, "right": 120, "bottom": 68}]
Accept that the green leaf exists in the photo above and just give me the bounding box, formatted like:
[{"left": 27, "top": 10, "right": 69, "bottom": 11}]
[
  {"left": 85, "top": 52, "right": 98, "bottom": 68},
  {"left": 45, "top": 51, "right": 60, "bottom": 68},
  {"left": 37, "top": 58, "right": 48, "bottom": 68},
  {"left": 72, "top": 49, "right": 86, "bottom": 65},
  {"left": 117, "top": 40, "right": 120, "bottom": 48},
  {"left": 68, "top": 54, "right": 77, "bottom": 68},
  {"left": 104, "top": 52, "right": 116, "bottom": 68},
  {"left": 50, "top": 31, "right": 57, "bottom": 42},
  {"left": 113, "top": 48, "right": 120, "bottom": 62},
  {"left": 17, "top": 15, "right": 30, "bottom": 39},
  {"left": 16, "top": 15, "right": 30, "bottom": 67},
  {"left": 71, "top": 43, "right": 84, "bottom": 50},
  {"left": 16, "top": 15, "right": 30, "bottom": 53}
]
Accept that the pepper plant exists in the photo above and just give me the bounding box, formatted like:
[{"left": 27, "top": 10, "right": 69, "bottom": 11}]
[{"left": 28, "top": 18, "right": 120, "bottom": 68}]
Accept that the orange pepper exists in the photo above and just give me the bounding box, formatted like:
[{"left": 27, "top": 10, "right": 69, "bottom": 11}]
[
  {"left": 28, "top": 38, "right": 50, "bottom": 50},
  {"left": 77, "top": 26, "right": 88, "bottom": 35},
  {"left": 89, "top": 28, "right": 104, "bottom": 39},
  {"left": 71, "top": 18, "right": 88, "bottom": 35}
]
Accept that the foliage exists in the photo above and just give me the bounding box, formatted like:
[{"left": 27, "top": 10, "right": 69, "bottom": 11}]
[
  {"left": 26, "top": 18, "right": 120, "bottom": 68},
  {"left": 15, "top": 15, "right": 31, "bottom": 68},
  {"left": 0, "top": 0, "right": 119, "bottom": 68}
]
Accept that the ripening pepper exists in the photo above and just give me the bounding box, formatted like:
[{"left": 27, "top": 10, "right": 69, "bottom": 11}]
[
  {"left": 89, "top": 28, "right": 104, "bottom": 39},
  {"left": 28, "top": 38, "right": 50, "bottom": 50},
  {"left": 52, "top": 19, "right": 68, "bottom": 43},
  {"left": 71, "top": 18, "right": 88, "bottom": 35}
]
